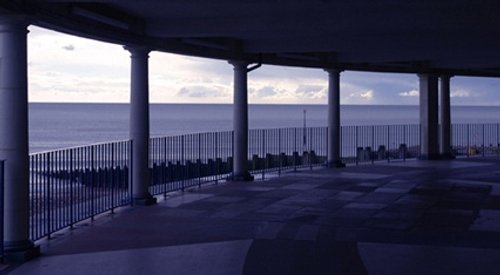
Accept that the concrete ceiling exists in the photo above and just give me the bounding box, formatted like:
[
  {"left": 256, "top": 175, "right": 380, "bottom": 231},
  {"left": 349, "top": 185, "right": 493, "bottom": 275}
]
[{"left": 2, "top": 0, "right": 500, "bottom": 76}]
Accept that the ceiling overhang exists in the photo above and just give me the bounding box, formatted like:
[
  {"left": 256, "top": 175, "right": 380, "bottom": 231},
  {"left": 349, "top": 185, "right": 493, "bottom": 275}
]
[{"left": 2, "top": 1, "right": 500, "bottom": 77}]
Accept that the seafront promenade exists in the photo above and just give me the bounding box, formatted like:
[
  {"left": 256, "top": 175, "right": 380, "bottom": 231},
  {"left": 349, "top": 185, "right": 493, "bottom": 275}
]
[{"left": 5, "top": 157, "right": 500, "bottom": 274}]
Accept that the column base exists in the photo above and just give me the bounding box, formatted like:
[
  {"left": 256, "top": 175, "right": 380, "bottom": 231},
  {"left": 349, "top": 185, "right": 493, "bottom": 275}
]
[
  {"left": 4, "top": 240, "right": 40, "bottom": 263},
  {"left": 327, "top": 160, "right": 346, "bottom": 168},
  {"left": 133, "top": 194, "right": 157, "bottom": 206},
  {"left": 440, "top": 153, "right": 456, "bottom": 160},
  {"left": 418, "top": 153, "right": 442, "bottom": 160},
  {"left": 229, "top": 172, "right": 254, "bottom": 182}
]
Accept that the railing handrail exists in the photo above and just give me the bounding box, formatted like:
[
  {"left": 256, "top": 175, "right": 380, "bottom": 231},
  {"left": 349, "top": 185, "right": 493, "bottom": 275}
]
[
  {"left": 150, "top": 130, "right": 234, "bottom": 140},
  {"left": 30, "top": 139, "right": 132, "bottom": 156}
]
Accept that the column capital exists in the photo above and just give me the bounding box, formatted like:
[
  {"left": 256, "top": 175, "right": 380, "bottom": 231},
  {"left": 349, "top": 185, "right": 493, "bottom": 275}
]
[
  {"left": 417, "top": 73, "right": 439, "bottom": 79},
  {"left": 124, "top": 45, "right": 151, "bottom": 58},
  {"left": 228, "top": 59, "right": 250, "bottom": 68},
  {"left": 0, "top": 15, "right": 29, "bottom": 33},
  {"left": 324, "top": 68, "right": 343, "bottom": 75}
]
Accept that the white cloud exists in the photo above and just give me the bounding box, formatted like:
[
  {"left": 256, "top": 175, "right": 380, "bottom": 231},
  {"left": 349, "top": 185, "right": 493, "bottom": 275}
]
[
  {"left": 253, "top": 86, "right": 279, "bottom": 98},
  {"left": 28, "top": 70, "right": 129, "bottom": 103},
  {"left": 176, "top": 85, "right": 229, "bottom": 99},
  {"left": 451, "top": 90, "right": 470, "bottom": 98},
  {"left": 399, "top": 90, "right": 419, "bottom": 97},
  {"left": 339, "top": 82, "right": 377, "bottom": 104},
  {"left": 360, "top": 90, "right": 373, "bottom": 99},
  {"left": 295, "top": 84, "right": 326, "bottom": 99}
]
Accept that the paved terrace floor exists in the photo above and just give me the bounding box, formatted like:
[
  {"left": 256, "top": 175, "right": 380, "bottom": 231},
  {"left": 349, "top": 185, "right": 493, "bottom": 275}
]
[{"left": 5, "top": 158, "right": 500, "bottom": 275}]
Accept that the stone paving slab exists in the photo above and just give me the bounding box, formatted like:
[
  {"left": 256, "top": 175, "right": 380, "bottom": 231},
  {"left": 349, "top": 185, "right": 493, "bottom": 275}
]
[
  {"left": 359, "top": 242, "right": 500, "bottom": 275},
  {"left": 8, "top": 157, "right": 500, "bottom": 274},
  {"left": 10, "top": 240, "right": 253, "bottom": 275}
]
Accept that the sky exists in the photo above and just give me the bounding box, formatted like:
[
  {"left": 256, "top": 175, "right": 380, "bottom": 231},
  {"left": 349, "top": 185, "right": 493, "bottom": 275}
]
[{"left": 27, "top": 26, "right": 500, "bottom": 105}]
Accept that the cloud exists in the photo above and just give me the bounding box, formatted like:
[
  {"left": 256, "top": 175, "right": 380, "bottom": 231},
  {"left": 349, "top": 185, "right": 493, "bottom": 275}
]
[
  {"left": 295, "top": 84, "right": 326, "bottom": 99},
  {"left": 177, "top": 85, "right": 227, "bottom": 98},
  {"left": 346, "top": 89, "right": 374, "bottom": 101},
  {"left": 360, "top": 90, "right": 373, "bottom": 99},
  {"left": 339, "top": 81, "right": 378, "bottom": 104},
  {"left": 254, "top": 86, "right": 278, "bottom": 98},
  {"left": 62, "top": 44, "right": 75, "bottom": 51},
  {"left": 399, "top": 90, "right": 419, "bottom": 97},
  {"left": 451, "top": 90, "right": 470, "bottom": 98}
]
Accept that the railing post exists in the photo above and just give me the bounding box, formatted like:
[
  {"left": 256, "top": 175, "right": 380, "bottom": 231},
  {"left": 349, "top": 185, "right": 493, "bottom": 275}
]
[
  {"left": 91, "top": 146, "right": 95, "bottom": 221},
  {"left": 231, "top": 131, "right": 235, "bottom": 176},
  {"left": 262, "top": 129, "right": 265, "bottom": 180},
  {"left": 340, "top": 126, "right": 343, "bottom": 164},
  {"left": 418, "top": 124, "right": 421, "bottom": 159},
  {"left": 69, "top": 149, "right": 74, "bottom": 227},
  {"left": 129, "top": 140, "right": 134, "bottom": 205},
  {"left": 198, "top": 133, "right": 202, "bottom": 188},
  {"left": 110, "top": 144, "right": 115, "bottom": 213},
  {"left": 0, "top": 160, "right": 4, "bottom": 262},
  {"left": 403, "top": 125, "right": 407, "bottom": 161},
  {"left": 371, "top": 125, "right": 375, "bottom": 164},
  {"left": 387, "top": 125, "right": 390, "bottom": 163},
  {"left": 294, "top": 128, "right": 297, "bottom": 172},
  {"left": 163, "top": 137, "right": 167, "bottom": 197},
  {"left": 467, "top": 124, "right": 470, "bottom": 158},
  {"left": 482, "top": 124, "right": 485, "bottom": 157},
  {"left": 46, "top": 153, "right": 51, "bottom": 239},
  {"left": 497, "top": 123, "right": 499, "bottom": 157},
  {"left": 325, "top": 127, "right": 328, "bottom": 166},
  {"left": 181, "top": 135, "right": 185, "bottom": 190},
  {"left": 214, "top": 132, "right": 219, "bottom": 183},
  {"left": 355, "top": 126, "right": 359, "bottom": 165},
  {"left": 449, "top": 124, "right": 456, "bottom": 156},
  {"left": 278, "top": 129, "right": 282, "bottom": 175},
  {"left": 309, "top": 128, "right": 313, "bottom": 170}
]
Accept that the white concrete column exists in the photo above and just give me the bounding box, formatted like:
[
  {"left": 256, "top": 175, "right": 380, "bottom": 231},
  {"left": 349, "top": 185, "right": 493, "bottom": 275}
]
[
  {"left": 419, "top": 74, "right": 440, "bottom": 160},
  {"left": 125, "top": 46, "right": 156, "bottom": 205},
  {"left": 325, "top": 69, "right": 344, "bottom": 167},
  {"left": 0, "top": 17, "right": 39, "bottom": 259},
  {"left": 439, "top": 75, "right": 454, "bottom": 158},
  {"left": 230, "top": 60, "right": 253, "bottom": 181}
]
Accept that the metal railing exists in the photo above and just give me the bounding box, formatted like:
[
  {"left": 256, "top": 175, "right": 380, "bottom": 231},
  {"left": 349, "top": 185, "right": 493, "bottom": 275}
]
[
  {"left": 248, "top": 127, "right": 327, "bottom": 176},
  {"left": 29, "top": 140, "right": 132, "bottom": 241},
  {"left": 452, "top": 123, "right": 500, "bottom": 157},
  {"left": 0, "top": 160, "right": 4, "bottom": 261},
  {"left": 5, "top": 123, "right": 498, "bottom": 244},
  {"left": 342, "top": 124, "right": 421, "bottom": 164},
  {"left": 149, "top": 127, "right": 329, "bottom": 193},
  {"left": 149, "top": 132, "right": 233, "bottom": 196}
]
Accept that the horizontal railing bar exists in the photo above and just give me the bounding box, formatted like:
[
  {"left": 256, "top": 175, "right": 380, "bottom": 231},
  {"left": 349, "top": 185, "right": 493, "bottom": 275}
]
[{"left": 30, "top": 139, "right": 132, "bottom": 156}]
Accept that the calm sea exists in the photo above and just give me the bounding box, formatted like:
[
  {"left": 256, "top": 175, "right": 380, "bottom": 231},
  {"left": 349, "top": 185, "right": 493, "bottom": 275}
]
[{"left": 29, "top": 103, "right": 500, "bottom": 153}]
